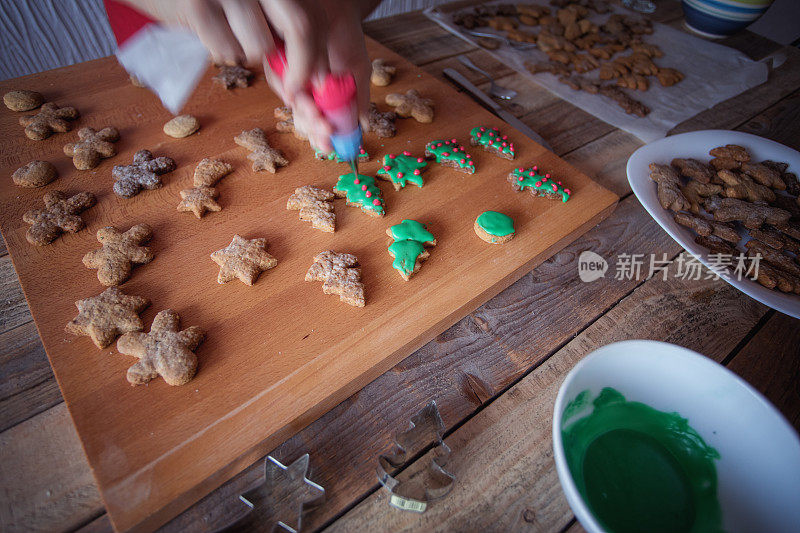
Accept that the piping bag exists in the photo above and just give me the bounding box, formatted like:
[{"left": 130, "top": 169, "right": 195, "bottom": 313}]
[{"left": 267, "top": 43, "right": 363, "bottom": 176}]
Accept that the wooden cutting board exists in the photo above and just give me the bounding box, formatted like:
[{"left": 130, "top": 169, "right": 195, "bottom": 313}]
[{"left": 0, "top": 38, "right": 616, "bottom": 531}]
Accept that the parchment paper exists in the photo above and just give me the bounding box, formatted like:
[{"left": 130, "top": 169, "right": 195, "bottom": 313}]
[{"left": 425, "top": 1, "right": 769, "bottom": 142}]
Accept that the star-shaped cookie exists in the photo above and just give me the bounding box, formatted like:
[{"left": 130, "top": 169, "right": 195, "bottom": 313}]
[
  {"left": 211, "top": 234, "right": 278, "bottom": 285},
  {"left": 117, "top": 309, "right": 204, "bottom": 386},
  {"left": 65, "top": 287, "right": 150, "bottom": 348},
  {"left": 177, "top": 186, "right": 221, "bottom": 218}
]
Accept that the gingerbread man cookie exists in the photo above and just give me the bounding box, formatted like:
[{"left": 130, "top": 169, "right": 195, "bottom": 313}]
[
  {"left": 213, "top": 65, "right": 253, "bottom": 89},
  {"left": 287, "top": 186, "right": 336, "bottom": 233},
  {"left": 274, "top": 106, "right": 307, "bottom": 140},
  {"left": 211, "top": 234, "right": 278, "bottom": 285},
  {"left": 65, "top": 287, "right": 150, "bottom": 348},
  {"left": 23, "top": 190, "right": 96, "bottom": 245},
  {"left": 117, "top": 309, "right": 205, "bottom": 386},
  {"left": 370, "top": 58, "right": 396, "bottom": 86},
  {"left": 112, "top": 149, "right": 176, "bottom": 198},
  {"left": 19, "top": 102, "right": 78, "bottom": 140},
  {"left": 305, "top": 251, "right": 365, "bottom": 307},
  {"left": 234, "top": 128, "right": 289, "bottom": 173},
  {"left": 366, "top": 103, "right": 397, "bottom": 138},
  {"left": 63, "top": 126, "right": 119, "bottom": 170},
  {"left": 83, "top": 224, "right": 154, "bottom": 286},
  {"left": 385, "top": 89, "right": 434, "bottom": 123}
]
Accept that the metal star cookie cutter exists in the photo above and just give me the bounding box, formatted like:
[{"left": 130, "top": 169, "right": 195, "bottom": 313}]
[
  {"left": 233, "top": 454, "right": 325, "bottom": 532},
  {"left": 377, "top": 401, "right": 456, "bottom": 513}
]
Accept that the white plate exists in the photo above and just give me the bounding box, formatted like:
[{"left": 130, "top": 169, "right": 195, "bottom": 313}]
[{"left": 627, "top": 129, "right": 800, "bottom": 319}]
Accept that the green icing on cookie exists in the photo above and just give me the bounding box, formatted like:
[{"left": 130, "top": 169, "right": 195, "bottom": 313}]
[
  {"left": 315, "top": 146, "right": 369, "bottom": 163},
  {"left": 470, "top": 126, "right": 515, "bottom": 157},
  {"left": 377, "top": 152, "right": 427, "bottom": 188},
  {"left": 476, "top": 211, "right": 515, "bottom": 236},
  {"left": 510, "top": 167, "right": 571, "bottom": 202},
  {"left": 425, "top": 139, "right": 475, "bottom": 173},
  {"left": 333, "top": 173, "right": 384, "bottom": 215},
  {"left": 388, "top": 240, "right": 426, "bottom": 276},
  {"left": 389, "top": 219, "right": 434, "bottom": 244}
]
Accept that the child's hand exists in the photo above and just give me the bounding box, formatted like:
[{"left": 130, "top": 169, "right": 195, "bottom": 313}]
[{"left": 123, "top": 0, "right": 376, "bottom": 152}]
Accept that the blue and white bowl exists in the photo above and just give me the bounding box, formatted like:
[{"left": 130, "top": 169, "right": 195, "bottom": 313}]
[{"left": 682, "top": 0, "right": 774, "bottom": 38}]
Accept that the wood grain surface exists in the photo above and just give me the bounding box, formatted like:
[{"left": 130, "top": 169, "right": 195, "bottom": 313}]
[{"left": 0, "top": 36, "right": 615, "bottom": 531}]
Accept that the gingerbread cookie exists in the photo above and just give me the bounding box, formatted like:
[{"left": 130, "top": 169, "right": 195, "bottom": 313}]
[
  {"left": 287, "top": 186, "right": 336, "bottom": 233},
  {"left": 475, "top": 211, "right": 515, "bottom": 244},
  {"left": 671, "top": 158, "right": 714, "bottom": 184},
  {"left": 371, "top": 58, "right": 396, "bottom": 86},
  {"left": 83, "top": 224, "right": 154, "bottom": 286},
  {"left": 385, "top": 89, "right": 434, "bottom": 123},
  {"left": 211, "top": 234, "right": 278, "bottom": 285},
  {"left": 648, "top": 163, "right": 690, "bottom": 212},
  {"left": 314, "top": 146, "right": 370, "bottom": 164},
  {"left": 709, "top": 144, "right": 750, "bottom": 171},
  {"left": 117, "top": 309, "right": 204, "bottom": 386},
  {"left": 680, "top": 180, "right": 722, "bottom": 215},
  {"left": 425, "top": 139, "right": 475, "bottom": 174},
  {"left": 23, "top": 190, "right": 96, "bottom": 245},
  {"left": 12, "top": 160, "right": 57, "bottom": 188},
  {"left": 65, "top": 287, "right": 149, "bottom": 348},
  {"left": 469, "top": 126, "right": 515, "bottom": 160},
  {"left": 740, "top": 162, "right": 786, "bottom": 190},
  {"left": 19, "top": 102, "right": 78, "bottom": 140},
  {"left": 274, "top": 106, "right": 308, "bottom": 140},
  {"left": 63, "top": 126, "right": 119, "bottom": 170},
  {"left": 178, "top": 186, "right": 221, "bottom": 218},
  {"left": 704, "top": 196, "right": 790, "bottom": 230},
  {"left": 213, "top": 65, "right": 253, "bottom": 89},
  {"left": 112, "top": 149, "right": 176, "bottom": 198},
  {"left": 673, "top": 212, "right": 739, "bottom": 243},
  {"left": 508, "top": 167, "right": 571, "bottom": 202},
  {"left": 163, "top": 114, "right": 199, "bottom": 138},
  {"left": 717, "top": 169, "right": 776, "bottom": 203},
  {"left": 366, "top": 103, "right": 397, "bottom": 138},
  {"left": 234, "top": 128, "right": 289, "bottom": 173},
  {"left": 376, "top": 152, "right": 427, "bottom": 190},
  {"left": 386, "top": 220, "right": 436, "bottom": 281},
  {"left": 333, "top": 172, "right": 385, "bottom": 217},
  {"left": 4, "top": 90, "right": 43, "bottom": 111},
  {"left": 305, "top": 251, "right": 365, "bottom": 307},
  {"left": 193, "top": 158, "right": 233, "bottom": 187}
]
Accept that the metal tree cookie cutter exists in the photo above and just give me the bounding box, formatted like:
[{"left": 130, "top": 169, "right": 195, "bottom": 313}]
[
  {"left": 230, "top": 454, "right": 325, "bottom": 532},
  {"left": 377, "top": 401, "right": 456, "bottom": 513}
]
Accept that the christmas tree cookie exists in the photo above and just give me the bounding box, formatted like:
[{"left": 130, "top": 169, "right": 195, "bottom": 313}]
[
  {"left": 469, "top": 126, "right": 515, "bottom": 160},
  {"left": 508, "top": 166, "right": 571, "bottom": 202},
  {"left": 314, "top": 146, "right": 370, "bottom": 163},
  {"left": 376, "top": 151, "right": 427, "bottom": 191},
  {"left": 425, "top": 139, "right": 475, "bottom": 174},
  {"left": 386, "top": 219, "right": 436, "bottom": 281},
  {"left": 333, "top": 172, "right": 385, "bottom": 217},
  {"left": 474, "top": 211, "right": 515, "bottom": 244}
]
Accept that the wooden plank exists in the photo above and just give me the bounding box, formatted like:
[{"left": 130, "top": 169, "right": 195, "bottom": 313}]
[
  {"left": 0, "top": 403, "right": 104, "bottom": 531},
  {"left": 736, "top": 90, "right": 800, "bottom": 151},
  {"left": 0, "top": 255, "right": 30, "bottom": 332},
  {"left": 327, "top": 263, "right": 770, "bottom": 532},
  {"left": 161, "top": 195, "right": 678, "bottom": 532},
  {"left": 0, "top": 37, "right": 616, "bottom": 531},
  {"left": 726, "top": 312, "right": 800, "bottom": 430}
]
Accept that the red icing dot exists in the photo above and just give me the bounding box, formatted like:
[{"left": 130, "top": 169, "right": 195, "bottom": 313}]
[
  {"left": 488, "top": 132, "right": 494, "bottom": 137},
  {"left": 437, "top": 142, "right": 443, "bottom": 147},
  {"left": 480, "top": 126, "right": 485, "bottom": 131},
  {"left": 389, "top": 154, "right": 396, "bottom": 159},
  {"left": 460, "top": 159, "right": 465, "bottom": 164},
  {"left": 565, "top": 189, "right": 571, "bottom": 195},
  {"left": 501, "top": 142, "right": 507, "bottom": 147},
  {"left": 404, "top": 150, "right": 412, "bottom": 156},
  {"left": 466, "top": 154, "right": 472, "bottom": 158},
  {"left": 397, "top": 172, "right": 404, "bottom": 178},
  {"left": 518, "top": 176, "right": 524, "bottom": 182},
  {"left": 552, "top": 183, "right": 558, "bottom": 191},
  {"left": 413, "top": 169, "right": 420, "bottom": 175},
  {"left": 451, "top": 138, "right": 457, "bottom": 143},
  {"left": 354, "top": 178, "right": 360, "bottom": 184},
  {"left": 373, "top": 199, "right": 381, "bottom": 205},
  {"left": 359, "top": 148, "right": 366, "bottom": 154},
  {"left": 417, "top": 157, "right": 423, "bottom": 163},
  {"left": 361, "top": 184, "right": 368, "bottom": 191},
  {"left": 383, "top": 165, "right": 390, "bottom": 171},
  {"left": 557, "top": 181, "right": 562, "bottom": 185},
  {"left": 502, "top": 135, "right": 508, "bottom": 140},
  {"left": 545, "top": 173, "right": 551, "bottom": 178},
  {"left": 442, "top": 152, "right": 449, "bottom": 157},
  {"left": 476, "top": 132, "right": 482, "bottom": 138},
  {"left": 535, "top": 181, "right": 542, "bottom": 187},
  {"left": 533, "top": 166, "right": 538, "bottom": 171},
  {"left": 365, "top": 191, "right": 372, "bottom": 198}
]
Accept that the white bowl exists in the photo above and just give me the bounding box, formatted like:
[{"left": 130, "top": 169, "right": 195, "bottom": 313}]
[{"left": 553, "top": 340, "right": 800, "bottom": 533}]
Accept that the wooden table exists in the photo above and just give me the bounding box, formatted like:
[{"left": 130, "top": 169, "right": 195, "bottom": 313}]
[{"left": 2, "top": 2, "right": 799, "bottom": 531}]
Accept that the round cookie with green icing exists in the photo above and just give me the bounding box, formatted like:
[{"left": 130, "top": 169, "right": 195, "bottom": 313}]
[
  {"left": 376, "top": 151, "right": 427, "bottom": 191},
  {"left": 386, "top": 219, "right": 436, "bottom": 281},
  {"left": 332, "top": 172, "right": 385, "bottom": 217},
  {"left": 424, "top": 138, "right": 475, "bottom": 174},
  {"left": 315, "top": 146, "right": 370, "bottom": 164},
  {"left": 474, "top": 211, "right": 515, "bottom": 244},
  {"left": 508, "top": 166, "right": 571, "bottom": 202},
  {"left": 469, "top": 126, "right": 515, "bottom": 160}
]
